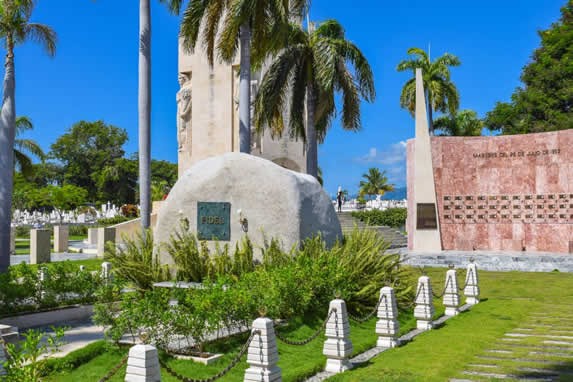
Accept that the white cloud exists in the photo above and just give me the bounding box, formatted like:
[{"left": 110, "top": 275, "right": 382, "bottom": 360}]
[{"left": 356, "top": 141, "right": 407, "bottom": 165}]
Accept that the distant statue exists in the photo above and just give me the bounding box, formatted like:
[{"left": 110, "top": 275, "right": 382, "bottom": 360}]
[{"left": 177, "top": 73, "right": 192, "bottom": 152}]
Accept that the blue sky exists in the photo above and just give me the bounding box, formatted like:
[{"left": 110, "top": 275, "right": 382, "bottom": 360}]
[{"left": 9, "top": 0, "right": 565, "bottom": 198}]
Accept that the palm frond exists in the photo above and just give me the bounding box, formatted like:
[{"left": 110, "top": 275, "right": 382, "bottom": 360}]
[
  {"left": 15, "top": 115, "right": 33, "bottom": 134},
  {"left": 25, "top": 23, "right": 56, "bottom": 56}
]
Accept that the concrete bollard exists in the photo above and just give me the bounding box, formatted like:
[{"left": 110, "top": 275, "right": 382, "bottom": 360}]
[
  {"left": 97, "top": 227, "right": 115, "bottom": 258},
  {"left": 125, "top": 344, "right": 161, "bottom": 382},
  {"left": 323, "top": 299, "right": 353, "bottom": 374},
  {"left": 87, "top": 228, "right": 98, "bottom": 245},
  {"left": 101, "top": 262, "right": 112, "bottom": 282},
  {"left": 414, "top": 276, "right": 434, "bottom": 330},
  {"left": 30, "top": 229, "right": 51, "bottom": 265},
  {"left": 53, "top": 225, "right": 69, "bottom": 253},
  {"left": 244, "top": 317, "right": 281, "bottom": 382},
  {"left": 464, "top": 262, "right": 480, "bottom": 305},
  {"left": 376, "top": 286, "right": 400, "bottom": 348},
  {"left": 9, "top": 227, "right": 15, "bottom": 255},
  {"left": 443, "top": 269, "right": 460, "bottom": 316}
]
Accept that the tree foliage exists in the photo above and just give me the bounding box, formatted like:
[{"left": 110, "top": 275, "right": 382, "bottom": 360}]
[
  {"left": 434, "top": 109, "right": 483, "bottom": 136},
  {"left": 484, "top": 1, "right": 573, "bottom": 133},
  {"left": 359, "top": 168, "right": 394, "bottom": 199},
  {"left": 397, "top": 47, "right": 460, "bottom": 134}
]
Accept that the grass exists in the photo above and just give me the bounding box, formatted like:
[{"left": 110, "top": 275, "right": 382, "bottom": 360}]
[
  {"left": 40, "top": 268, "right": 573, "bottom": 381},
  {"left": 9, "top": 258, "right": 104, "bottom": 272},
  {"left": 13, "top": 235, "right": 87, "bottom": 255},
  {"left": 328, "top": 268, "right": 573, "bottom": 381}
]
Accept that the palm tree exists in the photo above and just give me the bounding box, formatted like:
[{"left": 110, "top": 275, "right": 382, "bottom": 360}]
[
  {"left": 397, "top": 47, "right": 460, "bottom": 135},
  {"left": 180, "top": 0, "right": 307, "bottom": 153},
  {"left": 434, "top": 109, "right": 483, "bottom": 136},
  {"left": 0, "top": 0, "right": 56, "bottom": 272},
  {"left": 138, "top": 0, "right": 182, "bottom": 231},
  {"left": 254, "top": 20, "right": 375, "bottom": 178},
  {"left": 14, "top": 116, "right": 45, "bottom": 177},
  {"left": 359, "top": 168, "right": 394, "bottom": 200}
]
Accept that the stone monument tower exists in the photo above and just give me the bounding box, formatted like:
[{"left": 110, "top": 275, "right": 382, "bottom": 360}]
[{"left": 177, "top": 39, "right": 307, "bottom": 177}]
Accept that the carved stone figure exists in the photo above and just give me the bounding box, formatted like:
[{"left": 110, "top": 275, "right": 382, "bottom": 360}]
[{"left": 177, "top": 73, "right": 192, "bottom": 152}]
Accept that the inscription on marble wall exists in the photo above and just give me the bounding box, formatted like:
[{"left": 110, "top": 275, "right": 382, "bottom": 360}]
[
  {"left": 441, "top": 194, "right": 572, "bottom": 224},
  {"left": 472, "top": 148, "right": 560, "bottom": 159}
]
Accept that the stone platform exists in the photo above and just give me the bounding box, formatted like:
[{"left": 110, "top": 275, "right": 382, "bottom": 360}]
[{"left": 398, "top": 249, "right": 573, "bottom": 272}]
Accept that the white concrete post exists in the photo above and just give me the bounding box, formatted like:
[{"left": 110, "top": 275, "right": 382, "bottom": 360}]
[
  {"left": 9, "top": 226, "right": 15, "bottom": 255},
  {"left": 53, "top": 225, "right": 69, "bottom": 253},
  {"left": 30, "top": 229, "right": 51, "bottom": 264},
  {"left": 414, "top": 276, "right": 434, "bottom": 330},
  {"left": 101, "top": 262, "right": 112, "bottom": 281},
  {"left": 244, "top": 317, "right": 281, "bottom": 382},
  {"left": 376, "top": 286, "right": 400, "bottom": 348},
  {"left": 443, "top": 269, "right": 460, "bottom": 316},
  {"left": 97, "top": 227, "right": 116, "bottom": 258},
  {"left": 87, "top": 228, "right": 98, "bottom": 245},
  {"left": 125, "top": 344, "right": 161, "bottom": 382},
  {"left": 464, "top": 262, "right": 480, "bottom": 305},
  {"left": 38, "top": 267, "right": 48, "bottom": 300},
  {"left": 323, "top": 299, "right": 353, "bottom": 373}
]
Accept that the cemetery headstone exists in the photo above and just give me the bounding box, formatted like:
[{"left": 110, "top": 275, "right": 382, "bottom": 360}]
[{"left": 30, "top": 229, "right": 50, "bottom": 264}]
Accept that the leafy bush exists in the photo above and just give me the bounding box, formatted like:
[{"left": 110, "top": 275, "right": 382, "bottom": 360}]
[
  {"left": 104, "top": 229, "right": 169, "bottom": 291},
  {"left": 0, "top": 261, "right": 104, "bottom": 316},
  {"left": 68, "top": 224, "right": 89, "bottom": 237},
  {"left": 352, "top": 207, "right": 407, "bottom": 228},
  {"left": 95, "top": 230, "right": 413, "bottom": 354},
  {"left": 43, "top": 340, "right": 109, "bottom": 375},
  {"left": 97, "top": 216, "right": 131, "bottom": 226}
]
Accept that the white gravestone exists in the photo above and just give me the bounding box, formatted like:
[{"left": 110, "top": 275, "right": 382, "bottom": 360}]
[
  {"left": 30, "top": 229, "right": 51, "bottom": 265},
  {"left": 53, "top": 225, "right": 69, "bottom": 253}
]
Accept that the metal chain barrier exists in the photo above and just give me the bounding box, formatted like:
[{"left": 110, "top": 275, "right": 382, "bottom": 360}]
[
  {"left": 348, "top": 294, "right": 387, "bottom": 323},
  {"left": 405, "top": 281, "right": 425, "bottom": 309},
  {"left": 275, "top": 308, "right": 336, "bottom": 346},
  {"left": 432, "top": 276, "right": 452, "bottom": 299},
  {"left": 98, "top": 355, "right": 128, "bottom": 382},
  {"left": 159, "top": 330, "right": 260, "bottom": 382}
]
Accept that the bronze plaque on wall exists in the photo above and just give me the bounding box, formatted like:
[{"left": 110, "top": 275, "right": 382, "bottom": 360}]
[{"left": 417, "top": 203, "right": 438, "bottom": 230}]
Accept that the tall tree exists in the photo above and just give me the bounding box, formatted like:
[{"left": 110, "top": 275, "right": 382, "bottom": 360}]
[
  {"left": 14, "top": 116, "right": 45, "bottom": 177},
  {"left": 180, "top": 0, "right": 307, "bottom": 153},
  {"left": 254, "top": 20, "right": 375, "bottom": 178},
  {"left": 0, "top": 0, "right": 56, "bottom": 272},
  {"left": 359, "top": 168, "right": 394, "bottom": 200},
  {"left": 397, "top": 47, "right": 460, "bottom": 135},
  {"left": 484, "top": 1, "right": 573, "bottom": 134},
  {"left": 139, "top": 0, "right": 183, "bottom": 232},
  {"left": 50, "top": 120, "right": 128, "bottom": 202},
  {"left": 434, "top": 109, "right": 483, "bottom": 136}
]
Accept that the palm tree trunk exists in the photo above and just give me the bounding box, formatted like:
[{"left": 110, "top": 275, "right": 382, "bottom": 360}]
[
  {"left": 239, "top": 23, "right": 251, "bottom": 153},
  {"left": 139, "top": 0, "right": 151, "bottom": 231},
  {"left": 306, "top": 85, "right": 318, "bottom": 178},
  {"left": 0, "top": 40, "right": 16, "bottom": 273}
]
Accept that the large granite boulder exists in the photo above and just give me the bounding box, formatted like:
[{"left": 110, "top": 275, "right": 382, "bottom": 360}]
[{"left": 154, "top": 153, "right": 342, "bottom": 267}]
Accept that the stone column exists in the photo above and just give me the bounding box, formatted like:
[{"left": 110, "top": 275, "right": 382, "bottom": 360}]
[
  {"left": 53, "top": 225, "right": 69, "bottom": 253},
  {"left": 124, "top": 344, "right": 161, "bottom": 382},
  {"left": 323, "top": 299, "right": 353, "bottom": 373},
  {"left": 97, "top": 227, "right": 115, "bottom": 258},
  {"left": 443, "top": 269, "right": 460, "bottom": 316},
  {"left": 414, "top": 276, "right": 434, "bottom": 330},
  {"left": 464, "top": 262, "right": 480, "bottom": 305},
  {"left": 30, "top": 229, "right": 51, "bottom": 265},
  {"left": 87, "top": 228, "right": 98, "bottom": 245},
  {"left": 244, "top": 317, "right": 281, "bottom": 382},
  {"left": 376, "top": 286, "right": 400, "bottom": 348},
  {"left": 9, "top": 227, "right": 15, "bottom": 255}
]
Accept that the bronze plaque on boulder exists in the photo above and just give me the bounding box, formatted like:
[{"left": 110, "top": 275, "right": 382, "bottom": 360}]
[
  {"left": 417, "top": 203, "right": 438, "bottom": 230},
  {"left": 197, "top": 202, "right": 231, "bottom": 241}
]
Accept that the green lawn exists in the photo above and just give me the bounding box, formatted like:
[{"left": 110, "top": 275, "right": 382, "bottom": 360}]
[
  {"left": 328, "top": 269, "right": 573, "bottom": 381},
  {"left": 41, "top": 269, "right": 573, "bottom": 381},
  {"left": 13, "top": 235, "right": 87, "bottom": 255}
]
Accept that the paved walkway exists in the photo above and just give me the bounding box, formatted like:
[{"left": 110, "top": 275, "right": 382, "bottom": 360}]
[{"left": 451, "top": 305, "right": 573, "bottom": 381}]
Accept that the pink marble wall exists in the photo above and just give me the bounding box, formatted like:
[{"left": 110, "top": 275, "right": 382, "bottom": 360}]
[{"left": 407, "top": 130, "right": 573, "bottom": 253}]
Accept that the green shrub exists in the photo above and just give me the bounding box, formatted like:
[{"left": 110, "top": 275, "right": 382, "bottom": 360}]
[
  {"left": 43, "top": 340, "right": 108, "bottom": 374},
  {"left": 68, "top": 224, "right": 89, "bottom": 237},
  {"left": 15, "top": 225, "right": 31, "bottom": 238},
  {"left": 97, "top": 216, "right": 131, "bottom": 226},
  {"left": 352, "top": 207, "right": 407, "bottom": 228}
]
